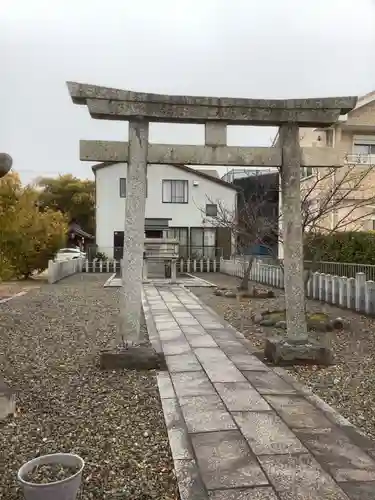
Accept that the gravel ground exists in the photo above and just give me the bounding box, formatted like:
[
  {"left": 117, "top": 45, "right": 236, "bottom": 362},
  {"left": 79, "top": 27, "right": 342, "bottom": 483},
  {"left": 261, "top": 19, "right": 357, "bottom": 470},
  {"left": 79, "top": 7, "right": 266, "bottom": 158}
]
[
  {"left": 192, "top": 272, "right": 375, "bottom": 441},
  {"left": 1, "top": 274, "right": 178, "bottom": 500}
]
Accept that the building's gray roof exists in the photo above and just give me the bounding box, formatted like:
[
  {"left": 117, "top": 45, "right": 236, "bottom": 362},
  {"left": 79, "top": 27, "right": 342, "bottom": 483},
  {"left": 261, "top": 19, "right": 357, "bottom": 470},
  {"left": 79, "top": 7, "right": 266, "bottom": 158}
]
[{"left": 92, "top": 162, "right": 239, "bottom": 190}]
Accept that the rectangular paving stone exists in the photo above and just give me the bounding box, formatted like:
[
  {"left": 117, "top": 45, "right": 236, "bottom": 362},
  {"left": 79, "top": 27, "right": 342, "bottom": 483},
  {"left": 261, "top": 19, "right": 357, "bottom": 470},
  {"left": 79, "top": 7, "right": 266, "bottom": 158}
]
[
  {"left": 218, "top": 341, "right": 251, "bottom": 355},
  {"left": 160, "top": 398, "right": 193, "bottom": 460},
  {"left": 177, "top": 318, "right": 201, "bottom": 326},
  {"left": 161, "top": 339, "right": 191, "bottom": 355},
  {"left": 209, "top": 488, "right": 278, "bottom": 500},
  {"left": 187, "top": 335, "right": 218, "bottom": 348},
  {"left": 206, "top": 329, "right": 236, "bottom": 341},
  {"left": 214, "top": 382, "right": 271, "bottom": 411},
  {"left": 156, "top": 321, "right": 179, "bottom": 331},
  {"left": 296, "top": 427, "right": 375, "bottom": 482},
  {"left": 153, "top": 314, "right": 172, "bottom": 321},
  {"left": 172, "top": 371, "right": 216, "bottom": 397},
  {"left": 265, "top": 395, "right": 332, "bottom": 429},
  {"left": 194, "top": 347, "right": 229, "bottom": 363},
  {"left": 259, "top": 453, "right": 350, "bottom": 500},
  {"left": 339, "top": 481, "right": 375, "bottom": 500},
  {"left": 191, "top": 430, "right": 268, "bottom": 490},
  {"left": 194, "top": 348, "right": 246, "bottom": 382},
  {"left": 199, "top": 322, "right": 224, "bottom": 329},
  {"left": 166, "top": 353, "right": 202, "bottom": 372},
  {"left": 181, "top": 326, "right": 207, "bottom": 336},
  {"left": 244, "top": 371, "right": 298, "bottom": 394},
  {"left": 180, "top": 394, "right": 236, "bottom": 433},
  {"left": 158, "top": 329, "right": 184, "bottom": 341},
  {"left": 174, "top": 459, "right": 208, "bottom": 500},
  {"left": 233, "top": 411, "right": 307, "bottom": 455},
  {"left": 157, "top": 372, "right": 175, "bottom": 399},
  {"left": 229, "top": 354, "right": 270, "bottom": 371},
  {"left": 173, "top": 312, "right": 194, "bottom": 318}
]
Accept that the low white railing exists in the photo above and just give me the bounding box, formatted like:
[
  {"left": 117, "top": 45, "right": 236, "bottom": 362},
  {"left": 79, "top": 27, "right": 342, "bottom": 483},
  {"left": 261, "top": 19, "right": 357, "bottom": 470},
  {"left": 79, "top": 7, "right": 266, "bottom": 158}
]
[
  {"left": 220, "top": 258, "right": 375, "bottom": 315},
  {"left": 48, "top": 258, "right": 85, "bottom": 284},
  {"left": 82, "top": 257, "right": 220, "bottom": 273}
]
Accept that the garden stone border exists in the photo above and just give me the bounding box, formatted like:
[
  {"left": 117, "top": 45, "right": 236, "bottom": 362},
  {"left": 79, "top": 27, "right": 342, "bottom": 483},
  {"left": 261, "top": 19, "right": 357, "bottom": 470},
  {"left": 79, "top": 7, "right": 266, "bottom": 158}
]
[{"left": 0, "top": 290, "right": 28, "bottom": 304}]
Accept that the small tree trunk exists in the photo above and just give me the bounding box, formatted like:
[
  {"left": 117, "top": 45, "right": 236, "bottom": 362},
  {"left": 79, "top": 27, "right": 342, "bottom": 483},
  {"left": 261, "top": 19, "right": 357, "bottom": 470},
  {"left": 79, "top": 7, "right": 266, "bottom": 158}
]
[{"left": 239, "top": 255, "right": 254, "bottom": 291}]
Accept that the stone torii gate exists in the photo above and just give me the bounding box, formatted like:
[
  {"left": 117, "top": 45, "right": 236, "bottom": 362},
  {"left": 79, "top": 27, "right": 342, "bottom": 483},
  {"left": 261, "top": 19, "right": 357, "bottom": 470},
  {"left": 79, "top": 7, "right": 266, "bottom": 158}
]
[{"left": 67, "top": 81, "right": 356, "bottom": 364}]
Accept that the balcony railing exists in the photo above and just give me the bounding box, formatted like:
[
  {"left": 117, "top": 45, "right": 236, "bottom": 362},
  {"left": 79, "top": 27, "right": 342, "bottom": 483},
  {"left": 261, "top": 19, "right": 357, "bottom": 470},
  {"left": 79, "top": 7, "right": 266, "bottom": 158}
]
[{"left": 345, "top": 153, "right": 375, "bottom": 165}]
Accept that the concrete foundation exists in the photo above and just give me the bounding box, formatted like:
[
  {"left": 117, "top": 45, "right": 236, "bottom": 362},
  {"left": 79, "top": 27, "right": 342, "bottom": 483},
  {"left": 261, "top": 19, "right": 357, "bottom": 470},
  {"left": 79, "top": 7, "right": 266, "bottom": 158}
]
[
  {"left": 100, "top": 345, "right": 166, "bottom": 370},
  {"left": 264, "top": 337, "right": 333, "bottom": 366}
]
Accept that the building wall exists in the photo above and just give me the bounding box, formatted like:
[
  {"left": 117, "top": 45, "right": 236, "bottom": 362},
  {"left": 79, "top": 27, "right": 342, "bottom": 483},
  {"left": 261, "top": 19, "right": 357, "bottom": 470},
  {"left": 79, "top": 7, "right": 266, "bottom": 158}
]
[
  {"left": 95, "top": 162, "right": 237, "bottom": 257},
  {"left": 298, "top": 101, "right": 375, "bottom": 233}
]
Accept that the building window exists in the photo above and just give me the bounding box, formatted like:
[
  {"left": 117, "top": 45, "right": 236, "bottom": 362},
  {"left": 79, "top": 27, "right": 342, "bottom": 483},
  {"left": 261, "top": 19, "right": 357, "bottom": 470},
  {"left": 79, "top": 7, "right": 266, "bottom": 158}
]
[
  {"left": 120, "top": 177, "right": 148, "bottom": 197},
  {"left": 167, "top": 227, "right": 189, "bottom": 257},
  {"left": 301, "top": 167, "right": 314, "bottom": 179},
  {"left": 326, "top": 129, "right": 334, "bottom": 147},
  {"left": 162, "top": 180, "right": 188, "bottom": 203},
  {"left": 206, "top": 204, "right": 218, "bottom": 217},
  {"left": 190, "top": 227, "right": 217, "bottom": 259},
  {"left": 119, "top": 178, "right": 126, "bottom": 197},
  {"left": 354, "top": 143, "right": 375, "bottom": 155}
]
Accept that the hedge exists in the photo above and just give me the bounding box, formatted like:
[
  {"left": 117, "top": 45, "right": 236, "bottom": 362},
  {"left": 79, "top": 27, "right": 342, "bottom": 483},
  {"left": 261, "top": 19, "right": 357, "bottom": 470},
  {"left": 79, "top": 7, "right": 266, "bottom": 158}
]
[{"left": 304, "top": 232, "right": 375, "bottom": 265}]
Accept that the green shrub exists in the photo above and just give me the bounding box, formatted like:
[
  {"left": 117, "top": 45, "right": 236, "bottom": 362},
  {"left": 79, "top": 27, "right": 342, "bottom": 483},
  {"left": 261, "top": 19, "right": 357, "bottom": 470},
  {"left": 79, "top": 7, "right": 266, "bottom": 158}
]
[{"left": 304, "top": 231, "right": 375, "bottom": 264}]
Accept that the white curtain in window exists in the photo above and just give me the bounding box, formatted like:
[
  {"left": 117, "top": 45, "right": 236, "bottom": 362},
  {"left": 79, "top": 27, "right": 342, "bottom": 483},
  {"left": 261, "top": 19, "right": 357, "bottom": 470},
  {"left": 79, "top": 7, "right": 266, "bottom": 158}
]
[
  {"left": 353, "top": 144, "right": 370, "bottom": 155},
  {"left": 204, "top": 228, "right": 216, "bottom": 247},
  {"left": 163, "top": 181, "right": 171, "bottom": 202},
  {"left": 175, "top": 181, "right": 185, "bottom": 201}
]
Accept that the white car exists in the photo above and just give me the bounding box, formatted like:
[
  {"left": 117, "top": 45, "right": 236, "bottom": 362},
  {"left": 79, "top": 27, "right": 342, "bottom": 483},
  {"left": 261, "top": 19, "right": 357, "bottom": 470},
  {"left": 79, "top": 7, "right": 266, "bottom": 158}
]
[{"left": 55, "top": 248, "right": 86, "bottom": 261}]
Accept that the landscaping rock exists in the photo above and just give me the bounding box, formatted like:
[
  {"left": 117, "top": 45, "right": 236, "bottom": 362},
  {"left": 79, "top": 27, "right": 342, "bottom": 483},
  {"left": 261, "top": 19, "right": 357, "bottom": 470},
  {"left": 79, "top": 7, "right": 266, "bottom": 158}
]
[
  {"left": 252, "top": 313, "right": 263, "bottom": 324},
  {"left": 331, "top": 317, "right": 346, "bottom": 330},
  {"left": 264, "top": 336, "right": 333, "bottom": 366},
  {"left": 307, "top": 319, "right": 333, "bottom": 332},
  {"left": 100, "top": 345, "right": 167, "bottom": 370},
  {"left": 253, "top": 289, "right": 275, "bottom": 298},
  {"left": 0, "top": 380, "right": 15, "bottom": 421},
  {"left": 224, "top": 291, "right": 237, "bottom": 298},
  {"left": 275, "top": 320, "right": 287, "bottom": 329},
  {"left": 259, "top": 319, "right": 276, "bottom": 327}
]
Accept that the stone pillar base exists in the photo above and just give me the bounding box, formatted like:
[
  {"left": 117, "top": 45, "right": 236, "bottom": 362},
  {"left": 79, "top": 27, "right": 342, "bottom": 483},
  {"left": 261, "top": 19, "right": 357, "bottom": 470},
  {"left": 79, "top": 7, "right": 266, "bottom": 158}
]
[
  {"left": 264, "top": 337, "right": 333, "bottom": 366},
  {"left": 100, "top": 345, "right": 166, "bottom": 370}
]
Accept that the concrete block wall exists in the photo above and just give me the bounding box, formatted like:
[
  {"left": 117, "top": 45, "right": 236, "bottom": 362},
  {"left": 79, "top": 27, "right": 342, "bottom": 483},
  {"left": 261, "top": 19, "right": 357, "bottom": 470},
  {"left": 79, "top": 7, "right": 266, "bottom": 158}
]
[{"left": 48, "top": 258, "right": 84, "bottom": 284}]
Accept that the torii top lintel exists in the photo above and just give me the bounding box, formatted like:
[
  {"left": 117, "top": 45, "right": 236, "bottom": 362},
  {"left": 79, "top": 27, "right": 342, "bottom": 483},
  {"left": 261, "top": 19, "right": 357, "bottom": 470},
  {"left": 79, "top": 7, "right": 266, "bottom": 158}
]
[{"left": 67, "top": 81, "right": 357, "bottom": 127}]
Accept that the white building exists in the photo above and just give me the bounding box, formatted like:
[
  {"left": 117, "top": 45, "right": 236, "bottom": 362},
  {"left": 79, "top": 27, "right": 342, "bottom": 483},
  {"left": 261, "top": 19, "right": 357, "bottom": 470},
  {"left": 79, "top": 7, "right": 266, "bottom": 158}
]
[{"left": 93, "top": 162, "right": 238, "bottom": 260}]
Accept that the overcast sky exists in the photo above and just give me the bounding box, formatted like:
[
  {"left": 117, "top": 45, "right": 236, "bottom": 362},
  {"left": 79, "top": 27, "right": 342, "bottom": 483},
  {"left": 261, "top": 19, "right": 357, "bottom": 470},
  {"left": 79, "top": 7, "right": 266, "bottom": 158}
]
[{"left": 2, "top": 0, "right": 375, "bottom": 183}]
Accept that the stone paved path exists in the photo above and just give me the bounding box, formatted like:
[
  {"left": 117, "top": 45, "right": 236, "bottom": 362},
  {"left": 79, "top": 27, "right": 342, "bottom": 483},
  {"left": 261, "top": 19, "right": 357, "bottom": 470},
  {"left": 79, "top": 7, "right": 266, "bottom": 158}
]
[{"left": 143, "top": 284, "right": 375, "bottom": 500}]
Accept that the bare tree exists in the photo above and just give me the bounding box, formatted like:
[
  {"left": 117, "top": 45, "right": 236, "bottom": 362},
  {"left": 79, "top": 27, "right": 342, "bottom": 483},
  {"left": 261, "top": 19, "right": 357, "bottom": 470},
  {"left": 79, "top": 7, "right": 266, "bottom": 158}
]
[
  {"left": 203, "top": 162, "right": 375, "bottom": 293},
  {"left": 288, "top": 163, "right": 375, "bottom": 287},
  {"left": 203, "top": 173, "right": 279, "bottom": 291}
]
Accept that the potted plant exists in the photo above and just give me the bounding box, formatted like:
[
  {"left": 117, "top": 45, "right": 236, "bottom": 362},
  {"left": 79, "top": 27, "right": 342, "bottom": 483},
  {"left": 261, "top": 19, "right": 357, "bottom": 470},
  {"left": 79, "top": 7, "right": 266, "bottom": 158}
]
[{"left": 17, "top": 453, "right": 84, "bottom": 500}]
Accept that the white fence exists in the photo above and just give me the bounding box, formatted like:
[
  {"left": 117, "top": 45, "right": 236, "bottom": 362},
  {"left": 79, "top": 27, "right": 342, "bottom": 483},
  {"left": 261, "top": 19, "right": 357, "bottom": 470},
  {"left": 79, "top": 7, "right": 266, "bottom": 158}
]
[
  {"left": 82, "top": 258, "right": 220, "bottom": 273},
  {"left": 220, "top": 258, "right": 375, "bottom": 316},
  {"left": 48, "top": 258, "right": 85, "bottom": 284}
]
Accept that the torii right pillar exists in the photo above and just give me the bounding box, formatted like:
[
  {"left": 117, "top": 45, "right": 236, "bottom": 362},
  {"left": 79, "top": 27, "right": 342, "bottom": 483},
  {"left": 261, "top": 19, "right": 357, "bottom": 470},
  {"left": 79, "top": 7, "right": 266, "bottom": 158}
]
[{"left": 265, "top": 124, "right": 319, "bottom": 364}]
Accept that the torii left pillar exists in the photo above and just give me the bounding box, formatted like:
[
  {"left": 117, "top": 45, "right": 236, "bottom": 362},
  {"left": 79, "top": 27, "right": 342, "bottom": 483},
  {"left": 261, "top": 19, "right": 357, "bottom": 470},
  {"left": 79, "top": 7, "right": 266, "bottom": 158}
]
[{"left": 118, "top": 120, "right": 149, "bottom": 346}]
